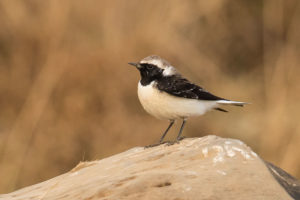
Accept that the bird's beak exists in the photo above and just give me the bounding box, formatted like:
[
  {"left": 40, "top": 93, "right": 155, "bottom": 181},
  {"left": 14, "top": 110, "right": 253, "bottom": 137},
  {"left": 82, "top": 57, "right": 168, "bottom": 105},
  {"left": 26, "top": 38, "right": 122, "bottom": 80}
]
[{"left": 128, "top": 62, "right": 141, "bottom": 69}]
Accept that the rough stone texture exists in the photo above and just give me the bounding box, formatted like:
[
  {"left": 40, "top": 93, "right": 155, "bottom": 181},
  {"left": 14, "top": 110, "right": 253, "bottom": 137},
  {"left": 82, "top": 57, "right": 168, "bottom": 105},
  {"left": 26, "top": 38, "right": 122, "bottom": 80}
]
[
  {"left": 265, "top": 161, "right": 300, "bottom": 199},
  {"left": 0, "top": 136, "right": 296, "bottom": 200}
]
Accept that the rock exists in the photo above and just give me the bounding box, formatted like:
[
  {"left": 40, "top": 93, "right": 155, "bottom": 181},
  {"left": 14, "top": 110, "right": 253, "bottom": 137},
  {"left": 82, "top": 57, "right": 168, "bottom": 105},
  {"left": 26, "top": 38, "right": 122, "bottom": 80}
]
[
  {"left": 265, "top": 161, "right": 300, "bottom": 200},
  {"left": 0, "top": 135, "right": 298, "bottom": 200}
]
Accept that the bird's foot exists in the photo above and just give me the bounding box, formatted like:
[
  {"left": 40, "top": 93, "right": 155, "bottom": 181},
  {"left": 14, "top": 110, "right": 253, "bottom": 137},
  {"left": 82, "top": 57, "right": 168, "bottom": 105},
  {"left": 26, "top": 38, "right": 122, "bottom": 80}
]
[
  {"left": 177, "top": 136, "right": 186, "bottom": 141},
  {"left": 166, "top": 140, "right": 181, "bottom": 146},
  {"left": 144, "top": 143, "right": 160, "bottom": 148},
  {"left": 144, "top": 137, "right": 187, "bottom": 148},
  {"left": 144, "top": 141, "right": 168, "bottom": 148},
  {"left": 166, "top": 136, "right": 186, "bottom": 146},
  {"left": 166, "top": 141, "right": 178, "bottom": 146}
]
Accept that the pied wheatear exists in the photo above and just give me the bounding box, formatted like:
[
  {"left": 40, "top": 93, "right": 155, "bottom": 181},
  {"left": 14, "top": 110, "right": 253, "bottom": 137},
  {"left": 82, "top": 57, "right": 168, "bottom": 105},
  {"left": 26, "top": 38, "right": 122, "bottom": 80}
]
[{"left": 129, "top": 55, "right": 247, "bottom": 144}]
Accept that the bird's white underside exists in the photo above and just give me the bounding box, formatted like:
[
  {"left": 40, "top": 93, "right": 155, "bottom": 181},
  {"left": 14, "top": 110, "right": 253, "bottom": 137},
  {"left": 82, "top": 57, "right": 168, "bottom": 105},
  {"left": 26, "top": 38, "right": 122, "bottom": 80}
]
[{"left": 138, "top": 81, "right": 219, "bottom": 120}]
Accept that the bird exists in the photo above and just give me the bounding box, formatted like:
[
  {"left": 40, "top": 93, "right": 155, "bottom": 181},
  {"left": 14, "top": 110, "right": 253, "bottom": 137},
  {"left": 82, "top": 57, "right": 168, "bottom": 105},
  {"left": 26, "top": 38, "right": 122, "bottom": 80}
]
[{"left": 129, "top": 55, "right": 248, "bottom": 145}]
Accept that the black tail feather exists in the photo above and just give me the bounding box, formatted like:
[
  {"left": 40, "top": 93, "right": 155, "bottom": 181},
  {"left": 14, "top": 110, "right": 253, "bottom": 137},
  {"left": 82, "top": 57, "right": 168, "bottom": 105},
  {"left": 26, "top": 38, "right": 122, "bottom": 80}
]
[
  {"left": 234, "top": 104, "right": 244, "bottom": 107},
  {"left": 214, "top": 107, "right": 228, "bottom": 112}
]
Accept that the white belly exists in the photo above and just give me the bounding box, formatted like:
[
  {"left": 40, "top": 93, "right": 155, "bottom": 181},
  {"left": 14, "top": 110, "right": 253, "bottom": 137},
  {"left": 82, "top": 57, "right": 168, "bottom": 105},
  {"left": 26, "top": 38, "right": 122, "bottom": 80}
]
[{"left": 137, "top": 81, "right": 217, "bottom": 120}]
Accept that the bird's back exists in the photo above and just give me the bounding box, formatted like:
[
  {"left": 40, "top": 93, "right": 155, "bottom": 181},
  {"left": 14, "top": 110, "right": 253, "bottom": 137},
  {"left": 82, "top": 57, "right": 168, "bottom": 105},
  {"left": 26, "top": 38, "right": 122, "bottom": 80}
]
[{"left": 156, "top": 75, "right": 225, "bottom": 101}]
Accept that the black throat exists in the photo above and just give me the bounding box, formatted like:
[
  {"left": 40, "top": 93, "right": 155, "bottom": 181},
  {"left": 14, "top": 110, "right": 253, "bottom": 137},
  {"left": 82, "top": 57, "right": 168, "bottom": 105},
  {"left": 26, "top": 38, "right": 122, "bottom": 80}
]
[
  {"left": 140, "top": 76, "right": 155, "bottom": 86},
  {"left": 139, "top": 64, "right": 163, "bottom": 86}
]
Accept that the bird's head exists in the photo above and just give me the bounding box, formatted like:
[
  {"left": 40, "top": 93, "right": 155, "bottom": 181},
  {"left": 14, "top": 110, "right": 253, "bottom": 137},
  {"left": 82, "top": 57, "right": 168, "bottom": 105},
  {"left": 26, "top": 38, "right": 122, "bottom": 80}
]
[{"left": 129, "top": 55, "right": 177, "bottom": 84}]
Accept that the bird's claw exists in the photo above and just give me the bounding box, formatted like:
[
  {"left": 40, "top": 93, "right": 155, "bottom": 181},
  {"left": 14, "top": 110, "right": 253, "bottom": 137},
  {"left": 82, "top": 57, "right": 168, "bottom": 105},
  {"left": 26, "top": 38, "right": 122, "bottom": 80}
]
[
  {"left": 144, "top": 141, "right": 168, "bottom": 148},
  {"left": 166, "top": 136, "right": 187, "bottom": 146},
  {"left": 166, "top": 141, "right": 178, "bottom": 146},
  {"left": 177, "top": 136, "right": 186, "bottom": 141},
  {"left": 144, "top": 137, "right": 187, "bottom": 148}
]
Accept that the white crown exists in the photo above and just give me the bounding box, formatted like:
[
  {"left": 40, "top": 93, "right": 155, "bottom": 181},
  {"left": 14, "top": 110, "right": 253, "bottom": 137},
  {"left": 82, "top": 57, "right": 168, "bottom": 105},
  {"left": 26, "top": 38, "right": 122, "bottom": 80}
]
[{"left": 140, "top": 55, "right": 177, "bottom": 76}]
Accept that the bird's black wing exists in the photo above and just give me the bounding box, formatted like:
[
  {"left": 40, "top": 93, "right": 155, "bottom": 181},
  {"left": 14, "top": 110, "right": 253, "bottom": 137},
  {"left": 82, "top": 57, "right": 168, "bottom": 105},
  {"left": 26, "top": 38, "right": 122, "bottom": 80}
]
[{"left": 156, "top": 75, "right": 225, "bottom": 101}]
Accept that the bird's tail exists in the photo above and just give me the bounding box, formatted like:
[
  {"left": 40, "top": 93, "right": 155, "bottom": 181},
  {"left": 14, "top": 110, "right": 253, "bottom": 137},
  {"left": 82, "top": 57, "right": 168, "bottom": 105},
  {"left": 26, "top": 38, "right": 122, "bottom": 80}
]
[{"left": 216, "top": 100, "right": 249, "bottom": 107}]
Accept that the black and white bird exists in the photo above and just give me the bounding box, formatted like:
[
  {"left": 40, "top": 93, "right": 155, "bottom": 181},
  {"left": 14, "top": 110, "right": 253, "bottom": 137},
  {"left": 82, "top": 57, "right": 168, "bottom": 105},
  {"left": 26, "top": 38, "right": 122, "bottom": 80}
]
[{"left": 129, "top": 55, "right": 247, "bottom": 144}]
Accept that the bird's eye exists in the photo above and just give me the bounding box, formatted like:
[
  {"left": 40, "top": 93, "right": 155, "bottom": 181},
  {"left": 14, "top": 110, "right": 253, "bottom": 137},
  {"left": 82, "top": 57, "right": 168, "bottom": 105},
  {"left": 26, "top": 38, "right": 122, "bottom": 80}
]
[{"left": 147, "top": 65, "right": 154, "bottom": 69}]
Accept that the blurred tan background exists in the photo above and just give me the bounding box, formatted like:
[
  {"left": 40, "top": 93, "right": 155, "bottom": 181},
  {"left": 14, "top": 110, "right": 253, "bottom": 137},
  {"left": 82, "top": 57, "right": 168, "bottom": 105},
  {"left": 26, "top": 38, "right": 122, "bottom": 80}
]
[{"left": 0, "top": 0, "right": 299, "bottom": 193}]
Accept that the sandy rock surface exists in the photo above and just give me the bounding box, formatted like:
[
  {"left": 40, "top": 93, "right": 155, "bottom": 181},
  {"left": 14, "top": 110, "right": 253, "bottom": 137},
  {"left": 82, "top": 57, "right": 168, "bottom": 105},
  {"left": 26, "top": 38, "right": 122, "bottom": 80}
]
[{"left": 0, "top": 136, "right": 293, "bottom": 200}]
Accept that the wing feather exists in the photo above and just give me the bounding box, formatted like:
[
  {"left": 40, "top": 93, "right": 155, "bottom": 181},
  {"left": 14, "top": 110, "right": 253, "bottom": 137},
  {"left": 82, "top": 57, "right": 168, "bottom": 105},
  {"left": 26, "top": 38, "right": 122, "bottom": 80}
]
[{"left": 156, "top": 75, "right": 225, "bottom": 101}]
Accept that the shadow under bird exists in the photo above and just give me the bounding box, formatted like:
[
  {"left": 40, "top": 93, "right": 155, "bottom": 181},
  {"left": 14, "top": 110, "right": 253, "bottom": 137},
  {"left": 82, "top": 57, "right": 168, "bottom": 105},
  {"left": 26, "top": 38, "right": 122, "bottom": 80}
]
[{"left": 129, "top": 55, "right": 248, "bottom": 145}]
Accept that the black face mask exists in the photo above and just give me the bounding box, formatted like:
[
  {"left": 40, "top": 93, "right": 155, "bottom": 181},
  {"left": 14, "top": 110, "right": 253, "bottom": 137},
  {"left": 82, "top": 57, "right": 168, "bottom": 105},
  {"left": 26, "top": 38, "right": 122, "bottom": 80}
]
[{"left": 138, "top": 63, "right": 163, "bottom": 86}]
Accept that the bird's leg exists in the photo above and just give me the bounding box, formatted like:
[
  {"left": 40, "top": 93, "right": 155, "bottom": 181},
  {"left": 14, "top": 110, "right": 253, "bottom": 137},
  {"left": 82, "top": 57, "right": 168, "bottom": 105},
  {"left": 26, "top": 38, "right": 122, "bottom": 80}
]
[
  {"left": 144, "top": 120, "right": 175, "bottom": 148},
  {"left": 176, "top": 119, "right": 187, "bottom": 141},
  {"left": 159, "top": 120, "right": 175, "bottom": 143},
  {"left": 166, "top": 119, "right": 187, "bottom": 146}
]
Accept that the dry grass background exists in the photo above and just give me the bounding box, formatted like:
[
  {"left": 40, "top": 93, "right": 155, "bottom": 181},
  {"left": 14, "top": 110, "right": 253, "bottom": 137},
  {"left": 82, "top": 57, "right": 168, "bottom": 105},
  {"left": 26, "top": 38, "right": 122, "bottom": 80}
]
[{"left": 0, "top": 0, "right": 299, "bottom": 193}]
